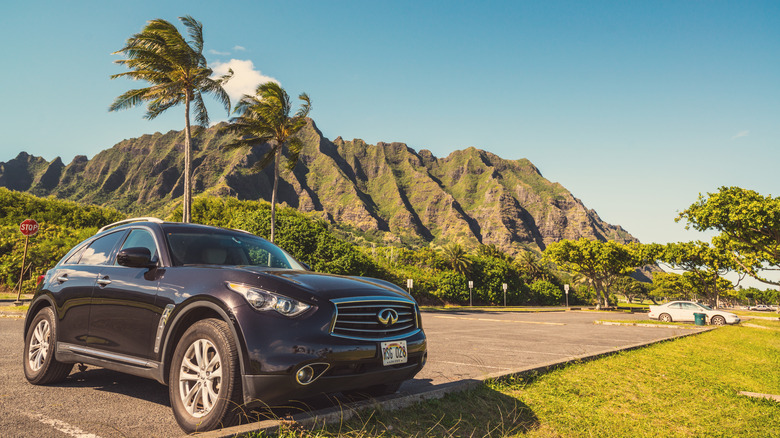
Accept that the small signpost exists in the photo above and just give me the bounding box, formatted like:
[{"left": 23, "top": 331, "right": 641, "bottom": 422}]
[
  {"left": 502, "top": 283, "right": 508, "bottom": 307},
  {"left": 468, "top": 280, "right": 474, "bottom": 307},
  {"left": 14, "top": 219, "right": 39, "bottom": 305},
  {"left": 406, "top": 278, "right": 413, "bottom": 294},
  {"left": 564, "top": 284, "right": 570, "bottom": 308}
]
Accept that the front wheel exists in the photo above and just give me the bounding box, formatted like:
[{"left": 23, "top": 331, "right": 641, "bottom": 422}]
[
  {"left": 169, "top": 319, "right": 243, "bottom": 433},
  {"left": 24, "top": 307, "right": 73, "bottom": 385},
  {"left": 711, "top": 315, "right": 726, "bottom": 325}
]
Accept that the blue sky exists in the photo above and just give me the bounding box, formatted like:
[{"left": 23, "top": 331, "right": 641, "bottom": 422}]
[{"left": 2, "top": 1, "right": 779, "bottom": 256}]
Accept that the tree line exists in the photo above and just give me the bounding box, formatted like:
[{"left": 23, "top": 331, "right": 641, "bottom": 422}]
[{"left": 2, "top": 187, "right": 778, "bottom": 308}]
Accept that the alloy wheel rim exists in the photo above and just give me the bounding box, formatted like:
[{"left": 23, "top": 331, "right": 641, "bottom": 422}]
[
  {"left": 28, "top": 319, "right": 50, "bottom": 372},
  {"left": 178, "top": 339, "right": 222, "bottom": 417}
]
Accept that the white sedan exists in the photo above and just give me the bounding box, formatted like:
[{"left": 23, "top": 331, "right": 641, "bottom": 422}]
[{"left": 648, "top": 301, "right": 741, "bottom": 325}]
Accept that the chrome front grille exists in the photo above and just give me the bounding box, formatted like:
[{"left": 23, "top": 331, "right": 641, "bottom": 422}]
[{"left": 330, "top": 297, "right": 420, "bottom": 341}]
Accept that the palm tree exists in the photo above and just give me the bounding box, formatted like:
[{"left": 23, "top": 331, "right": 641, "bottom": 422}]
[
  {"left": 516, "top": 251, "right": 547, "bottom": 281},
  {"left": 109, "top": 16, "right": 232, "bottom": 223},
  {"left": 442, "top": 243, "right": 472, "bottom": 276},
  {"left": 222, "top": 82, "right": 311, "bottom": 243}
]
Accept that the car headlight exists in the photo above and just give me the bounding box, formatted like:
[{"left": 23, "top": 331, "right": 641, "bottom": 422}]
[{"left": 226, "top": 282, "right": 311, "bottom": 317}]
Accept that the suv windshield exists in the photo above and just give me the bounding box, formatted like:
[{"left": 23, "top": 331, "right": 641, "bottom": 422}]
[{"left": 163, "top": 226, "right": 303, "bottom": 270}]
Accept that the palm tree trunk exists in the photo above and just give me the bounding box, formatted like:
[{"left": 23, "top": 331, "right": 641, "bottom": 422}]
[
  {"left": 183, "top": 96, "right": 192, "bottom": 223},
  {"left": 270, "top": 145, "right": 280, "bottom": 243}
]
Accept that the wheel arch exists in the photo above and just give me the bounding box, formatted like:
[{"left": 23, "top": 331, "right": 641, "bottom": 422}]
[
  {"left": 159, "top": 301, "right": 248, "bottom": 386},
  {"left": 24, "top": 295, "right": 57, "bottom": 335}
]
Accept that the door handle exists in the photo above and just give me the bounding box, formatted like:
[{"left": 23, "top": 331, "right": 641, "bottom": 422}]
[
  {"left": 56, "top": 275, "right": 69, "bottom": 283},
  {"left": 97, "top": 277, "right": 111, "bottom": 287}
]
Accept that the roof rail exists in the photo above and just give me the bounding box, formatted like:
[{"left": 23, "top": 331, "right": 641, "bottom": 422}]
[{"left": 98, "top": 217, "right": 164, "bottom": 233}]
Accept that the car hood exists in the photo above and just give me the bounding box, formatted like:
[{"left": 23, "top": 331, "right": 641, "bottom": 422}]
[{"left": 235, "top": 267, "right": 413, "bottom": 301}]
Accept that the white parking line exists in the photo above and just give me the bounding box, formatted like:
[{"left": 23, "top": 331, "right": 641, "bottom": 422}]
[
  {"left": 24, "top": 412, "right": 102, "bottom": 438},
  {"left": 432, "top": 315, "right": 565, "bottom": 325}
]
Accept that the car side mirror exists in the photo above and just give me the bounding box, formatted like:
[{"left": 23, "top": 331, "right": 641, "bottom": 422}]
[
  {"left": 299, "top": 261, "right": 311, "bottom": 271},
  {"left": 117, "top": 247, "right": 157, "bottom": 269}
]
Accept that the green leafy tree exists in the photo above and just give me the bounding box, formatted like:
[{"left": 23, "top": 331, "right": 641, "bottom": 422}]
[
  {"left": 109, "top": 16, "right": 232, "bottom": 223},
  {"left": 544, "top": 238, "right": 638, "bottom": 308},
  {"left": 612, "top": 276, "right": 646, "bottom": 304},
  {"left": 649, "top": 271, "right": 690, "bottom": 300},
  {"left": 222, "top": 82, "right": 311, "bottom": 243},
  {"left": 677, "top": 186, "right": 780, "bottom": 286},
  {"left": 650, "top": 241, "right": 736, "bottom": 306}
]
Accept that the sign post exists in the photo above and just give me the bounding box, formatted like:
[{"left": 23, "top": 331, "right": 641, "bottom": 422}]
[
  {"left": 502, "top": 283, "right": 508, "bottom": 307},
  {"left": 468, "top": 281, "right": 474, "bottom": 307},
  {"left": 406, "top": 278, "right": 413, "bottom": 294},
  {"left": 15, "top": 219, "right": 39, "bottom": 305},
  {"left": 564, "top": 284, "right": 570, "bottom": 308}
]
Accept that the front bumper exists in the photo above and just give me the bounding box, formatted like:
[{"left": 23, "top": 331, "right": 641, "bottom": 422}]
[
  {"left": 241, "top": 347, "right": 426, "bottom": 405},
  {"left": 233, "top": 302, "right": 427, "bottom": 406}
]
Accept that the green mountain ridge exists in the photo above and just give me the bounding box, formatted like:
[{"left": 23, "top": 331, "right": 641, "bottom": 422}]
[{"left": 0, "top": 119, "right": 635, "bottom": 254}]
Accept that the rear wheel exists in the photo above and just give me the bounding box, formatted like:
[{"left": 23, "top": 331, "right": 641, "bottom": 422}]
[
  {"left": 169, "top": 319, "right": 243, "bottom": 433},
  {"left": 24, "top": 307, "right": 73, "bottom": 385},
  {"left": 711, "top": 315, "right": 726, "bottom": 325},
  {"left": 659, "top": 313, "right": 672, "bottom": 323}
]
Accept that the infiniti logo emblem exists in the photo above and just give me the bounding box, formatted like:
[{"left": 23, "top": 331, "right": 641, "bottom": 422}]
[{"left": 377, "top": 308, "right": 399, "bottom": 326}]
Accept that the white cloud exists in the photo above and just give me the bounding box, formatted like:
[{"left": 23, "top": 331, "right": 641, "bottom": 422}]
[
  {"left": 731, "top": 130, "right": 749, "bottom": 140},
  {"left": 212, "top": 59, "right": 279, "bottom": 102},
  {"left": 233, "top": 45, "right": 246, "bottom": 51},
  {"left": 208, "top": 49, "right": 231, "bottom": 56}
]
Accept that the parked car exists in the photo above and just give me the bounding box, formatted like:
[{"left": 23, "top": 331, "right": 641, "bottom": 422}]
[
  {"left": 23, "top": 218, "right": 427, "bottom": 432},
  {"left": 648, "top": 301, "right": 740, "bottom": 325},
  {"left": 749, "top": 305, "right": 773, "bottom": 312}
]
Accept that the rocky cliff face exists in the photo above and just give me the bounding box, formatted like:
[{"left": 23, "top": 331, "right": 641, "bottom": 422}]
[{"left": 0, "top": 120, "right": 636, "bottom": 253}]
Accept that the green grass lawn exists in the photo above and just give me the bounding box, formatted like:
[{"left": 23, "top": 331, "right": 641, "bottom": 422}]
[
  {"left": 734, "top": 310, "right": 780, "bottom": 319},
  {"left": 256, "top": 321, "right": 780, "bottom": 437}
]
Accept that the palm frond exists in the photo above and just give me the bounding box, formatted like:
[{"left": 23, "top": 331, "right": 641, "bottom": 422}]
[
  {"left": 192, "top": 93, "right": 210, "bottom": 127},
  {"left": 295, "top": 93, "right": 312, "bottom": 118},
  {"left": 179, "top": 16, "right": 204, "bottom": 55},
  {"left": 251, "top": 145, "right": 280, "bottom": 172},
  {"left": 108, "top": 88, "right": 150, "bottom": 112},
  {"left": 200, "top": 75, "right": 232, "bottom": 115},
  {"left": 285, "top": 137, "right": 303, "bottom": 171}
]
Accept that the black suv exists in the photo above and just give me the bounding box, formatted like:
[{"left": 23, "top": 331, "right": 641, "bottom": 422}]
[{"left": 23, "top": 218, "right": 427, "bottom": 432}]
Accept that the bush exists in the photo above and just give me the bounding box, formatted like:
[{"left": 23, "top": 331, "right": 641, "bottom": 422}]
[
  {"left": 433, "top": 270, "right": 469, "bottom": 303},
  {"left": 529, "top": 280, "right": 563, "bottom": 306}
]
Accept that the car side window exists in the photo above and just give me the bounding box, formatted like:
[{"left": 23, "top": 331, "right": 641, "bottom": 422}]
[
  {"left": 682, "top": 303, "right": 698, "bottom": 310},
  {"left": 669, "top": 303, "right": 682, "bottom": 309},
  {"left": 78, "top": 231, "right": 125, "bottom": 265},
  {"left": 117, "top": 229, "right": 158, "bottom": 264},
  {"left": 63, "top": 245, "right": 88, "bottom": 265}
]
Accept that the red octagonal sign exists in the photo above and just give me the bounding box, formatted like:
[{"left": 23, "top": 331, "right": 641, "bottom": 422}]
[{"left": 19, "top": 219, "right": 39, "bottom": 236}]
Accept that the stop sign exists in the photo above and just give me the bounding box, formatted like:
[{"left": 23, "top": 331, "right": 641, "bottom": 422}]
[{"left": 19, "top": 219, "right": 39, "bottom": 236}]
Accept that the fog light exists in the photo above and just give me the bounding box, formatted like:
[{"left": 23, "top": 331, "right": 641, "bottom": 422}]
[{"left": 296, "top": 366, "right": 315, "bottom": 385}]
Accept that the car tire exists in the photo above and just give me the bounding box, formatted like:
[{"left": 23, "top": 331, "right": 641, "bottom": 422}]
[
  {"left": 23, "top": 307, "right": 73, "bottom": 385},
  {"left": 659, "top": 313, "right": 672, "bottom": 323},
  {"left": 343, "top": 381, "right": 402, "bottom": 398},
  {"left": 711, "top": 315, "right": 726, "bottom": 325},
  {"left": 169, "top": 319, "right": 243, "bottom": 433}
]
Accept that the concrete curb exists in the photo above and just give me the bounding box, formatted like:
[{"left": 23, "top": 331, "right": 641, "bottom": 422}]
[{"left": 190, "top": 328, "right": 710, "bottom": 438}]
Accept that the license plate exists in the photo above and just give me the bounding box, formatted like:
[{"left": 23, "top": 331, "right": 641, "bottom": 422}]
[{"left": 380, "top": 340, "right": 408, "bottom": 366}]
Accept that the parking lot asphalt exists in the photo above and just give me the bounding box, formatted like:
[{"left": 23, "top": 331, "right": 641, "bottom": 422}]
[{"left": 1, "top": 310, "right": 705, "bottom": 437}]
